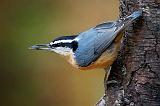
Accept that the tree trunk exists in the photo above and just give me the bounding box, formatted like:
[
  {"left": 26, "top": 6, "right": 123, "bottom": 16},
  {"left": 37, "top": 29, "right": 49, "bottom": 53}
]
[{"left": 104, "top": 0, "right": 160, "bottom": 106}]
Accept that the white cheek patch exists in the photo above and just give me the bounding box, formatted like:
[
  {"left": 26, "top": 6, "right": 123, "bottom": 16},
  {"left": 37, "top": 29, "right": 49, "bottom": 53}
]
[{"left": 52, "top": 47, "right": 72, "bottom": 56}]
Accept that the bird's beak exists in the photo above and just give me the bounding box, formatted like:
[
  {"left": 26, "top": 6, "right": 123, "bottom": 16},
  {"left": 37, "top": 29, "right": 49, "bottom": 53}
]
[{"left": 29, "top": 44, "right": 51, "bottom": 50}]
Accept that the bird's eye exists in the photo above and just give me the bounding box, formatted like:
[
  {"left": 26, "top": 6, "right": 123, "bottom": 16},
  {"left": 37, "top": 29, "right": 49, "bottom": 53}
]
[
  {"left": 50, "top": 43, "right": 58, "bottom": 47},
  {"left": 53, "top": 43, "right": 62, "bottom": 47},
  {"left": 55, "top": 44, "right": 60, "bottom": 47},
  {"left": 60, "top": 43, "right": 64, "bottom": 47}
]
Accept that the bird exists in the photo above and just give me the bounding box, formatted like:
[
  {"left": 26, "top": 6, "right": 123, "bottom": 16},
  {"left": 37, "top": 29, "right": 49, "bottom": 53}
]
[{"left": 30, "top": 11, "right": 142, "bottom": 71}]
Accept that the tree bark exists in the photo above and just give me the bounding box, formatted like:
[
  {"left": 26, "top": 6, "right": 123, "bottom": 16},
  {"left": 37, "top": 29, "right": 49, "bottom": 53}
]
[{"left": 104, "top": 0, "right": 160, "bottom": 106}]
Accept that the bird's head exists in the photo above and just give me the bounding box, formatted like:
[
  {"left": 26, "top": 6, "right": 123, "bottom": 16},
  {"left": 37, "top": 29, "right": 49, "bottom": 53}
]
[{"left": 30, "top": 36, "right": 78, "bottom": 56}]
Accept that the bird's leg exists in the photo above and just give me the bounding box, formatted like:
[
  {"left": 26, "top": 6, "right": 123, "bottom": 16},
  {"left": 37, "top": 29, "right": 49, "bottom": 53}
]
[
  {"left": 105, "top": 66, "right": 118, "bottom": 85},
  {"left": 104, "top": 66, "right": 111, "bottom": 87},
  {"left": 96, "top": 65, "right": 121, "bottom": 106},
  {"left": 96, "top": 66, "right": 111, "bottom": 106}
]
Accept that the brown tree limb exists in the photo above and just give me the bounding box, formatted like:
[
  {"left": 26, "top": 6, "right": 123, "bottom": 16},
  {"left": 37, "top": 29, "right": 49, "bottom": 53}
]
[{"left": 104, "top": 0, "right": 160, "bottom": 106}]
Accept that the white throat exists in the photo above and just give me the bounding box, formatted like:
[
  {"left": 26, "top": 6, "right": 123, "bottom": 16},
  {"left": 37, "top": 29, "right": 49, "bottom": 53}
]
[{"left": 52, "top": 47, "right": 73, "bottom": 56}]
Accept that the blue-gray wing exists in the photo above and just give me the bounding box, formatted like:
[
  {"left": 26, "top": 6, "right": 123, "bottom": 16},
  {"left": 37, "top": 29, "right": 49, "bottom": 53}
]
[
  {"left": 74, "top": 11, "right": 142, "bottom": 67},
  {"left": 74, "top": 21, "right": 120, "bottom": 67}
]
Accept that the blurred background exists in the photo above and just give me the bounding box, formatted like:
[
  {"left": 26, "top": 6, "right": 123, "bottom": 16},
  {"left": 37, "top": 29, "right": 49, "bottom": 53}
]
[{"left": 0, "top": 0, "right": 119, "bottom": 106}]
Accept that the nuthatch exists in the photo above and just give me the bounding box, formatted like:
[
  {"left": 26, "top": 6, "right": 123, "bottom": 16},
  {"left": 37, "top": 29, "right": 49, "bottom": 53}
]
[{"left": 30, "top": 11, "right": 142, "bottom": 70}]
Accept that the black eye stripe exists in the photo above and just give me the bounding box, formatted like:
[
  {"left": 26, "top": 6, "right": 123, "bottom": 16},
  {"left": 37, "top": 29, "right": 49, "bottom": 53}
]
[
  {"left": 51, "top": 43, "right": 72, "bottom": 47},
  {"left": 72, "top": 41, "right": 78, "bottom": 52}
]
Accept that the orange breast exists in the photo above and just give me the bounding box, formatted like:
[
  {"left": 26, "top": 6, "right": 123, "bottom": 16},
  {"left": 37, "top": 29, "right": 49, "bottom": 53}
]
[{"left": 78, "top": 42, "right": 120, "bottom": 70}]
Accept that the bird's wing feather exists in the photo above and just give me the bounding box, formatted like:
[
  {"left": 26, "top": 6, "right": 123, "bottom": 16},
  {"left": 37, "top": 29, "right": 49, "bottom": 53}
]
[
  {"left": 74, "top": 21, "right": 119, "bottom": 67},
  {"left": 94, "top": 22, "right": 115, "bottom": 29},
  {"left": 74, "top": 11, "right": 142, "bottom": 67}
]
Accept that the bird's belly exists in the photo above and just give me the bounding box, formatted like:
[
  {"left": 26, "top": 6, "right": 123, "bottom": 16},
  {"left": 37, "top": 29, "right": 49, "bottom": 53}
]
[
  {"left": 76, "top": 32, "right": 123, "bottom": 70},
  {"left": 77, "top": 42, "right": 120, "bottom": 70}
]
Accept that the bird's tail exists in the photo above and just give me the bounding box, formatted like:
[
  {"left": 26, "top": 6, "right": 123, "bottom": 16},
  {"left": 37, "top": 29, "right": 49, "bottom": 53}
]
[
  {"left": 126, "top": 10, "right": 142, "bottom": 20},
  {"left": 121, "top": 10, "right": 142, "bottom": 26},
  {"left": 116, "top": 10, "right": 142, "bottom": 33}
]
